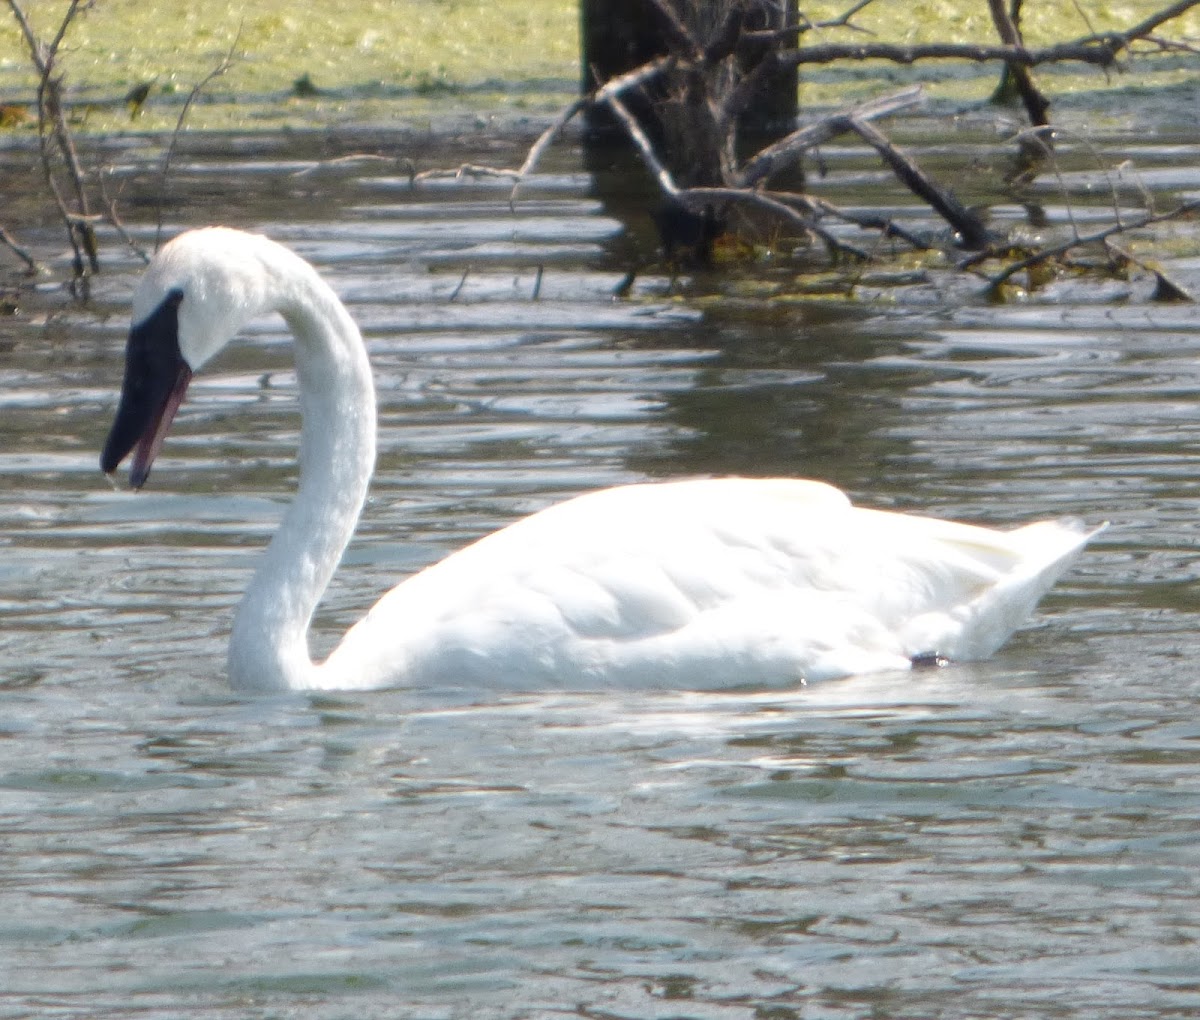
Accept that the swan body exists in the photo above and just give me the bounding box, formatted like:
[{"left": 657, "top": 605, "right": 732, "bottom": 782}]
[{"left": 101, "top": 228, "right": 1103, "bottom": 692}]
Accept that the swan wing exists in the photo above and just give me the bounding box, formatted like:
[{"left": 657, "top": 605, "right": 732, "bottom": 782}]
[{"left": 321, "top": 479, "right": 1100, "bottom": 690}]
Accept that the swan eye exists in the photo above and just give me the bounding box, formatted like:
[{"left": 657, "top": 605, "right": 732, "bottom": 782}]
[{"left": 100, "top": 289, "right": 190, "bottom": 482}]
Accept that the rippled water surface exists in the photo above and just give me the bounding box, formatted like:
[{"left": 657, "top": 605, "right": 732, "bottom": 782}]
[{"left": 2, "top": 127, "right": 1200, "bottom": 1019}]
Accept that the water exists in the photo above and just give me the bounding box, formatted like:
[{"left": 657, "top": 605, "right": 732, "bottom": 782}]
[{"left": 2, "top": 127, "right": 1200, "bottom": 1019}]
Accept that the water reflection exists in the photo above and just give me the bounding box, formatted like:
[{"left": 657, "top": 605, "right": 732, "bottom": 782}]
[{"left": 1, "top": 128, "right": 1199, "bottom": 1018}]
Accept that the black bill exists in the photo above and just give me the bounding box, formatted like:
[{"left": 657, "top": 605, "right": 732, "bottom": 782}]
[{"left": 100, "top": 289, "right": 192, "bottom": 489}]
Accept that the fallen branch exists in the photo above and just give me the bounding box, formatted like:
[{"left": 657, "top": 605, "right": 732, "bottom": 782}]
[
  {"left": 290, "top": 153, "right": 398, "bottom": 179},
  {"left": 979, "top": 199, "right": 1200, "bottom": 294},
  {"left": 846, "top": 115, "right": 990, "bottom": 249},
  {"left": 393, "top": 0, "right": 1200, "bottom": 285},
  {"left": 799, "top": 194, "right": 936, "bottom": 251},
  {"left": 413, "top": 164, "right": 521, "bottom": 185},
  {"left": 0, "top": 225, "right": 40, "bottom": 274},
  {"left": 603, "top": 91, "right": 679, "bottom": 199},
  {"left": 510, "top": 97, "right": 588, "bottom": 209},
  {"left": 735, "top": 85, "right": 923, "bottom": 187},
  {"left": 600, "top": 83, "right": 876, "bottom": 262},
  {"left": 685, "top": 186, "right": 874, "bottom": 260},
  {"left": 1107, "top": 241, "right": 1195, "bottom": 301}
]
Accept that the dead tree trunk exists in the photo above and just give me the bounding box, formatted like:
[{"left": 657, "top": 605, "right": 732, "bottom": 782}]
[{"left": 582, "top": 0, "right": 798, "bottom": 188}]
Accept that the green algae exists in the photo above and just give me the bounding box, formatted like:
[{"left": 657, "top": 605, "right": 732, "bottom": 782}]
[
  {"left": 0, "top": 0, "right": 580, "bottom": 132},
  {"left": 0, "top": 1, "right": 1197, "bottom": 133}
]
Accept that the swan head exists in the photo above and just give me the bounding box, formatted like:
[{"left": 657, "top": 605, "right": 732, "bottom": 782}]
[{"left": 100, "top": 228, "right": 283, "bottom": 488}]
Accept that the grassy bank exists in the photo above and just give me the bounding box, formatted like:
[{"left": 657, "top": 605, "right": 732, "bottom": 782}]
[
  {"left": 0, "top": 1, "right": 1197, "bottom": 133},
  {"left": 0, "top": 0, "right": 580, "bottom": 131}
]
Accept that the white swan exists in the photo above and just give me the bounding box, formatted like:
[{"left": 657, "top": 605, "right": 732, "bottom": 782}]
[{"left": 100, "top": 227, "right": 1104, "bottom": 692}]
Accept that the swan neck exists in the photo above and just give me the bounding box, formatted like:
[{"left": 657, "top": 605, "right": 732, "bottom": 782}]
[{"left": 228, "top": 255, "right": 376, "bottom": 691}]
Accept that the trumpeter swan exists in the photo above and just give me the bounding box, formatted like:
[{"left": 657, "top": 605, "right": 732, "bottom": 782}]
[{"left": 100, "top": 228, "right": 1103, "bottom": 691}]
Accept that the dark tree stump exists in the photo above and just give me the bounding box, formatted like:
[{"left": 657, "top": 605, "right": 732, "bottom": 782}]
[{"left": 581, "top": 0, "right": 799, "bottom": 187}]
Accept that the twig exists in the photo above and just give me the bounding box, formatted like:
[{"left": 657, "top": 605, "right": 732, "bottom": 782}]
[
  {"left": 510, "top": 97, "right": 587, "bottom": 210},
  {"left": 684, "top": 186, "right": 874, "bottom": 260},
  {"left": 735, "top": 85, "right": 924, "bottom": 187},
  {"left": 8, "top": 0, "right": 98, "bottom": 288},
  {"left": 981, "top": 200, "right": 1200, "bottom": 292},
  {"left": 412, "top": 164, "right": 521, "bottom": 185},
  {"left": 155, "top": 30, "right": 241, "bottom": 251},
  {"left": 448, "top": 266, "right": 470, "bottom": 301},
  {"left": 399, "top": 61, "right": 671, "bottom": 207},
  {"left": 97, "top": 168, "right": 150, "bottom": 264},
  {"left": 745, "top": 0, "right": 880, "bottom": 43},
  {"left": 415, "top": 60, "right": 671, "bottom": 206},
  {"left": 846, "top": 115, "right": 990, "bottom": 249},
  {"left": 0, "top": 225, "right": 40, "bottom": 274},
  {"left": 1106, "top": 240, "right": 1194, "bottom": 301},
  {"left": 815, "top": 0, "right": 881, "bottom": 30}
]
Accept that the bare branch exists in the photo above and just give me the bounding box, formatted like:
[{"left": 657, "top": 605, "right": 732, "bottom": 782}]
[
  {"left": 593, "top": 54, "right": 675, "bottom": 106},
  {"left": 644, "top": 0, "right": 701, "bottom": 60},
  {"left": 778, "top": 1, "right": 1200, "bottom": 72},
  {"left": 155, "top": 30, "right": 241, "bottom": 250},
  {"left": 1100, "top": 0, "right": 1200, "bottom": 43},
  {"left": 413, "top": 164, "right": 521, "bottom": 184},
  {"left": 683, "top": 185, "right": 874, "bottom": 260},
  {"left": 781, "top": 39, "right": 1114, "bottom": 69},
  {"left": 602, "top": 91, "right": 681, "bottom": 198},
  {"left": 736, "top": 85, "right": 924, "bottom": 187},
  {"left": 987, "top": 0, "right": 1050, "bottom": 126},
  {"left": 8, "top": 0, "right": 97, "bottom": 287},
  {"left": 510, "top": 97, "right": 588, "bottom": 209},
  {"left": 97, "top": 168, "right": 150, "bottom": 265},
  {"left": 982, "top": 200, "right": 1200, "bottom": 293},
  {"left": 846, "top": 116, "right": 990, "bottom": 249},
  {"left": 0, "top": 225, "right": 41, "bottom": 274}
]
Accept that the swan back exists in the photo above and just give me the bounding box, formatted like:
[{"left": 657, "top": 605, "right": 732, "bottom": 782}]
[{"left": 323, "top": 479, "right": 1104, "bottom": 691}]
